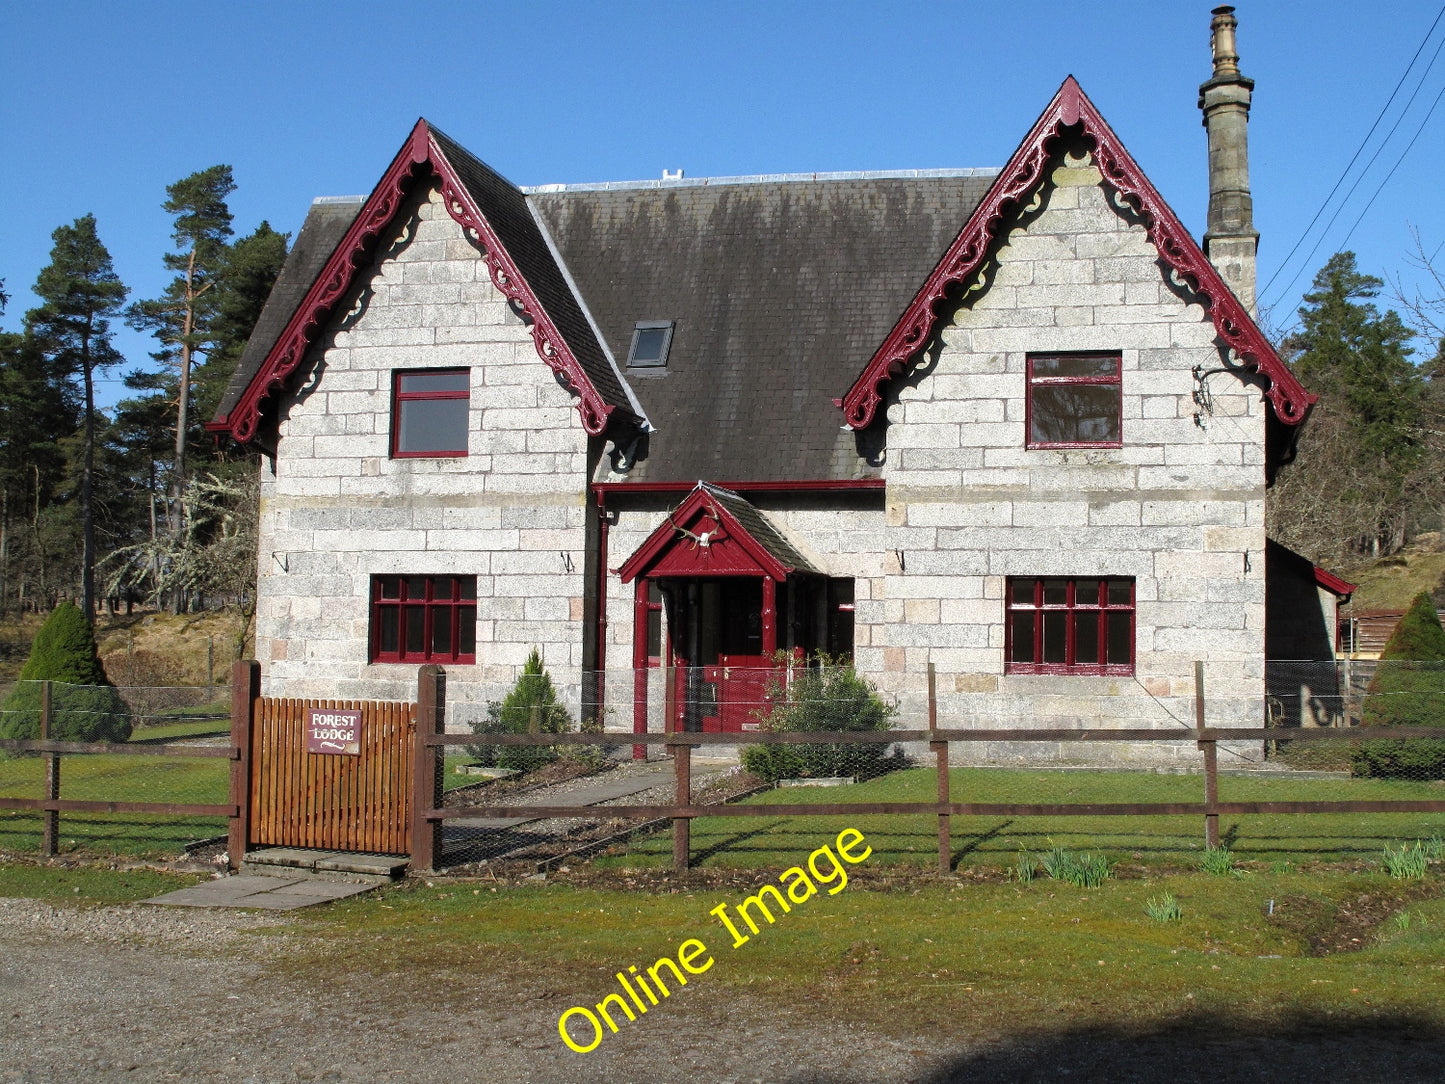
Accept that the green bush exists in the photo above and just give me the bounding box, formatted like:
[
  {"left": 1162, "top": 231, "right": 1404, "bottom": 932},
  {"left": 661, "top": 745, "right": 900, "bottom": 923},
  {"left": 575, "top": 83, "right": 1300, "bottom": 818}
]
[
  {"left": 0, "top": 602, "right": 131, "bottom": 744},
  {"left": 740, "top": 656, "right": 900, "bottom": 782},
  {"left": 464, "top": 649, "right": 572, "bottom": 773},
  {"left": 1353, "top": 592, "right": 1445, "bottom": 780}
]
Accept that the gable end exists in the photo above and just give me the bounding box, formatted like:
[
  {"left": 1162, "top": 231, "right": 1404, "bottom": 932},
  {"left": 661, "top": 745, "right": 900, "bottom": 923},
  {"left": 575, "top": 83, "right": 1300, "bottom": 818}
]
[
  {"left": 837, "top": 78, "right": 1314, "bottom": 438},
  {"left": 210, "top": 119, "right": 634, "bottom": 445}
]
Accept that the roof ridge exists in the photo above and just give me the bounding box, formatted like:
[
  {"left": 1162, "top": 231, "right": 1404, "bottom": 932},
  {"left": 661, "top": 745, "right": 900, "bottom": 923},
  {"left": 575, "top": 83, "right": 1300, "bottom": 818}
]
[{"left": 522, "top": 167, "right": 1001, "bottom": 194}]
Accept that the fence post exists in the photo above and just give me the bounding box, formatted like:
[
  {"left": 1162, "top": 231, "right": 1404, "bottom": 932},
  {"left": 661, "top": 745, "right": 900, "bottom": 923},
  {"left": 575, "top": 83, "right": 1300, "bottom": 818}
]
[
  {"left": 928, "top": 663, "right": 950, "bottom": 874},
  {"left": 1195, "top": 660, "right": 1220, "bottom": 849},
  {"left": 40, "top": 680, "right": 58, "bottom": 858},
  {"left": 228, "top": 660, "right": 260, "bottom": 871},
  {"left": 671, "top": 738, "right": 690, "bottom": 872},
  {"left": 411, "top": 665, "right": 445, "bottom": 872}
]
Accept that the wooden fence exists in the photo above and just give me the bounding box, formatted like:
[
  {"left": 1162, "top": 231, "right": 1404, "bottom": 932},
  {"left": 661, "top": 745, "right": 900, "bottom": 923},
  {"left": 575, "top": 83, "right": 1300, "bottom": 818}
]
[
  {"left": 0, "top": 681, "right": 238, "bottom": 856},
  {"left": 417, "top": 664, "right": 1445, "bottom": 873},
  {"left": 229, "top": 662, "right": 444, "bottom": 866}
]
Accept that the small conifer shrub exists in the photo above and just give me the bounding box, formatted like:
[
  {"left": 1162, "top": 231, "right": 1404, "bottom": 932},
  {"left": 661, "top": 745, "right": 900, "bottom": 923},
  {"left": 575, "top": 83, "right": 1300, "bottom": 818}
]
[
  {"left": 740, "top": 655, "right": 900, "bottom": 782},
  {"left": 1353, "top": 592, "right": 1445, "bottom": 780},
  {"left": 0, "top": 602, "right": 132, "bottom": 744},
  {"left": 465, "top": 649, "right": 573, "bottom": 772}
]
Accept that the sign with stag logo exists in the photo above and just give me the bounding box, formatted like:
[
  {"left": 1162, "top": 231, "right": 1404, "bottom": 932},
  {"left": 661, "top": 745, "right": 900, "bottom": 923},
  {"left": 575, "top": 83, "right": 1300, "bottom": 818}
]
[{"left": 305, "top": 708, "right": 362, "bottom": 755}]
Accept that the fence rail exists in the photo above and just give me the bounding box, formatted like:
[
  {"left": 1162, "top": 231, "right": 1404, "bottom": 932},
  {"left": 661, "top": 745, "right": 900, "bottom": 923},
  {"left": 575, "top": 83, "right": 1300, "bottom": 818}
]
[
  {"left": 0, "top": 679, "right": 239, "bottom": 855},
  {"left": 420, "top": 719, "right": 1445, "bottom": 872}
]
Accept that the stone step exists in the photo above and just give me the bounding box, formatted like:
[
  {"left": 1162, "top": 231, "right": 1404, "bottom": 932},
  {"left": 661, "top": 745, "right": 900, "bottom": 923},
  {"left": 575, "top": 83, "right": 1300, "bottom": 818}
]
[{"left": 240, "top": 847, "right": 408, "bottom": 885}]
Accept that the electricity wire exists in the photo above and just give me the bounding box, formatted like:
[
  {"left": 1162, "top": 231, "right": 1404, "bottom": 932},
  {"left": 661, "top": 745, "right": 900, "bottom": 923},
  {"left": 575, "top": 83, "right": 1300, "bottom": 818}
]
[{"left": 1258, "top": 4, "right": 1445, "bottom": 313}]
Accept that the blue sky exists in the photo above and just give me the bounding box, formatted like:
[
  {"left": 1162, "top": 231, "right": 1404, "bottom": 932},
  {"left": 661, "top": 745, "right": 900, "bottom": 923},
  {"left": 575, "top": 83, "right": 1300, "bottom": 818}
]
[{"left": 3, "top": 2, "right": 1444, "bottom": 408}]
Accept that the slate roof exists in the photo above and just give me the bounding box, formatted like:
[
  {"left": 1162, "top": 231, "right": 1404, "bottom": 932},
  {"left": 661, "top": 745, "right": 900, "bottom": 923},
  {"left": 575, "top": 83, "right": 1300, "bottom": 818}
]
[
  {"left": 428, "top": 129, "right": 636, "bottom": 420},
  {"left": 215, "top": 197, "right": 362, "bottom": 421},
  {"left": 700, "top": 483, "right": 821, "bottom": 575},
  {"left": 530, "top": 174, "right": 996, "bottom": 481}
]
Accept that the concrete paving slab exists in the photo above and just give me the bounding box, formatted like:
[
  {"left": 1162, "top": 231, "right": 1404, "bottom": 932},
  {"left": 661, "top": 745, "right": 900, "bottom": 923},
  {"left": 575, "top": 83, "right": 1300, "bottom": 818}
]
[
  {"left": 448, "top": 761, "right": 721, "bottom": 831},
  {"left": 144, "top": 875, "right": 376, "bottom": 910}
]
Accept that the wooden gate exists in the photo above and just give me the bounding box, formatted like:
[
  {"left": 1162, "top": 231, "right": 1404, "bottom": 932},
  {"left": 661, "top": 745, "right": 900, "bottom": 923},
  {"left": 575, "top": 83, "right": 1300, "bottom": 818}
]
[{"left": 248, "top": 697, "right": 415, "bottom": 854}]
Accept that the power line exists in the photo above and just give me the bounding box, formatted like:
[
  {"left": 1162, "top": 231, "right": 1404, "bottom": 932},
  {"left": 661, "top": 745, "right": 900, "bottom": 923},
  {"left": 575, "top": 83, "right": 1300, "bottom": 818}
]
[
  {"left": 1258, "top": 4, "right": 1445, "bottom": 311},
  {"left": 1338, "top": 78, "right": 1445, "bottom": 252},
  {"left": 1265, "top": 25, "right": 1445, "bottom": 312}
]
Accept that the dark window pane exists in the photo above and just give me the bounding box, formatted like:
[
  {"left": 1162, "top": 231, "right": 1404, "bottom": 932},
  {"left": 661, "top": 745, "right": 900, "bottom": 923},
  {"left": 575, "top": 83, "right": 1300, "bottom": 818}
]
[
  {"left": 1032, "top": 356, "right": 1117, "bottom": 379},
  {"left": 1010, "top": 612, "right": 1036, "bottom": 663},
  {"left": 406, "top": 576, "right": 427, "bottom": 599},
  {"left": 1030, "top": 384, "right": 1121, "bottom": 445},
  {"left": 379, "top": 608, "right": 399, "bottom": 654},
  {"left": 630, "top": 326, "right": 670, "bottom": 365},
  {"left": 397, "top": 397, "right": 468, "bottom": 454},
  {"left": 399, "top": 371, "right": 469, "bottom": 394},
  {"left": 1043, "top": 612, "right": 1067, "bottom": 663},
  {"left": 1107, "top": 579, "right": 1132, "bottom": 606},
  {"left": 432, "top": 576, "right": 454, "bottom": 600},
  {"left": 1043, "top": 579, "right": 1068, "bottom": 606},
  {"left": 458, "top": 608, "right": 476, "bottom": 655},
  {"left": 431, "top": 610, "right": 452, "bottom": 655},
  {"left": 1074, "top": 612, "right": 1100, "bottom": 665},
  {"left": 648, "top": 580, "right": 663, "bottom": 605},
  {"left": 1106, "top": 612, "right": 1132, "bottom": 665},
  {"left": 459, "top": 577, "right": 477, "bottom": 601},
  {"left": 1074, "top": 579, "right": 1100, "bottom": 606},
  {"left": 1011, "top": 579, "right": 1036, "bottom": 606},
  {"left": 646, "top": 609, "right": 662, "bottom": 658},
  {"left": 378, "top": 576, "right": 401, "bottom": 600},
  {"left": 405, "top": 607, "right": 426, "bottom": 654}
]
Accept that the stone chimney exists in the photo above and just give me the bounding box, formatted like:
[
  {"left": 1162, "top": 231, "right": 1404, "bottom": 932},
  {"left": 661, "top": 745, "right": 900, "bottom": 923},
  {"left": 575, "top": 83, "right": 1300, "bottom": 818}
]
[{"left": 1199, "top": 5, "right": 1258, "bottom": 315}]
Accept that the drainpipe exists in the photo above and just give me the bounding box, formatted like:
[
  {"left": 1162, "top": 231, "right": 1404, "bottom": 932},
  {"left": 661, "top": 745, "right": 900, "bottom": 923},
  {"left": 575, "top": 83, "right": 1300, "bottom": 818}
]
[{"left": 595, "top": 487, "right": 609, "bottom": 727}]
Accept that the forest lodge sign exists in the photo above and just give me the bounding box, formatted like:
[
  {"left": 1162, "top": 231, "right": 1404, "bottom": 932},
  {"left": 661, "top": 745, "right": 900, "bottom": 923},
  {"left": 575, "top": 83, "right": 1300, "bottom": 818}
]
[{"left": 305, "top": 708, "right": 362, "bottom": 755}]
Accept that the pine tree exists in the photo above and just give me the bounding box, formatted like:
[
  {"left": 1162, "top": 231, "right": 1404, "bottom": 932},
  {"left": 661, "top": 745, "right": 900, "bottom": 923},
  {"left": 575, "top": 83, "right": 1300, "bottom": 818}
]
[
  {"left": 193, "top": 220, "right": 289, "bottom": 437},
  {"left": 1270, "top": 252, "right": 1425, "bottom": 561},
  {"left": 24, "top": 215, "right": 128, "bottom": 620},
  {"left": 0, "top": 330, "right": 77, "bottom": 610},
  {"left": 0, "top": 601, "right": 131, "bottom": 742},
  {"left": 126, "top": 165, "right": 235, "bottom": 546}
]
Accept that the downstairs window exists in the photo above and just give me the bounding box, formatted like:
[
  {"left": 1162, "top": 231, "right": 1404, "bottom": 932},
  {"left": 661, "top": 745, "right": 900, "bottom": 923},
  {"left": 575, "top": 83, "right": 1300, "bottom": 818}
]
[
  {"left": 371, "top": 575, "right": 477, "bottom": 664},
  {"left": 1006, "top": 577, "right": 1134, "bottom": 674}
]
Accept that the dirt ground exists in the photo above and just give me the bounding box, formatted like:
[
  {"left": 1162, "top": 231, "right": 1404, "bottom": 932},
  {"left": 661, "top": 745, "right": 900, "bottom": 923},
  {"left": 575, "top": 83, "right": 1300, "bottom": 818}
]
[{"left": 5, "top": 896, "right": 1445, "bottom": 1084}]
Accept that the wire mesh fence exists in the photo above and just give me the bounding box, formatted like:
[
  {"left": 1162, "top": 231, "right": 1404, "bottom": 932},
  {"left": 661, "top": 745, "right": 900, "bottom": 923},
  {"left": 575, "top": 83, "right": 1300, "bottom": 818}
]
[
  {"left": 1, "top": 660, "right": 1442, "bottom": 867},
  {"left": 0, "top": 679, "right": 233, "bottom": 858}
]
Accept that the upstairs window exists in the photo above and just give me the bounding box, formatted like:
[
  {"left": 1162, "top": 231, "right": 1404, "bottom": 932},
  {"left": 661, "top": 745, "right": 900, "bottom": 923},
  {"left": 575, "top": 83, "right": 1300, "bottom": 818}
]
[
  {"left": 392, "top": 369, "right": 470, "bottom": 457},
  {"left": 1027, "top": 353, "right": 1122, "bottom": 448},
  {"left": 627, "top": 321, "right": 675, "bottom": 369},
  {"left": 370, "top": 575, "right": 477, "bottom": 664},
  {"left": 1006, "top": 577, "right": 1134, "bottom": 675}
]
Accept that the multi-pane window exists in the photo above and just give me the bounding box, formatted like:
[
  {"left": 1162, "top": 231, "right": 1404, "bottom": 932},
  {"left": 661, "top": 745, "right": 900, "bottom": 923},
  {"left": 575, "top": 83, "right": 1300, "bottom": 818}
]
[
  {"left": 392, "top": 369, "right": 470, "bottom": 457},
  {"left": 370, "top": 575, "right": 477, "bottom": 664},
  {"left": 1026, "top": 353, "right": 1122, "bottom": 447},
  {"left": 1006, "top": 577, "right": 1134, "bottom": 674}
]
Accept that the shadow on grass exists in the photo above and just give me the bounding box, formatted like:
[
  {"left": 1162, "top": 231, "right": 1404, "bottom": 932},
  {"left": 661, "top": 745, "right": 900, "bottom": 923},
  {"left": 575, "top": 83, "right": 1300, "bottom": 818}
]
[
  {"left": 691, "top": 821, "right": 790, "bottom": 865},
  {"left": 809, "top": 1011, "right": 1445, "bottom": 1084}
]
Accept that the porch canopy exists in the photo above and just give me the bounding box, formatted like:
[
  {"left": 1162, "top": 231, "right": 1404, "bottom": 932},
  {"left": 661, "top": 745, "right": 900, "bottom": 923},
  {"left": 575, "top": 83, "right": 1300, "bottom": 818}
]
[{"left": 618, "top": 482, "right": 822, "bottom": 733}]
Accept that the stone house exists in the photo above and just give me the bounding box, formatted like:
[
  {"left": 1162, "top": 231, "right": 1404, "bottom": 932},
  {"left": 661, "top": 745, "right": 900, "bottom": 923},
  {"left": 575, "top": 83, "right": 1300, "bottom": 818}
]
[{"left": 210, "top": 9, "right": 1316, "bottom": 755}]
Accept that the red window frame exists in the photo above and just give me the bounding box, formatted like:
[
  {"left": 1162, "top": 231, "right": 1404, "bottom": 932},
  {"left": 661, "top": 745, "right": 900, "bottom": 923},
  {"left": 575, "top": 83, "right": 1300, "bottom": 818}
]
[
  {"left": 370, "top": 575, "right": 477, "bottom": 664},
  {"left": 1005, "top": 577, "right": 1135, "bottom": 675},
  {"left": 1025, "top": 353, "right": 1122, "bottom": 449},
  {"left": 391, "top": 369, "right": 470, "bottom": 458}
]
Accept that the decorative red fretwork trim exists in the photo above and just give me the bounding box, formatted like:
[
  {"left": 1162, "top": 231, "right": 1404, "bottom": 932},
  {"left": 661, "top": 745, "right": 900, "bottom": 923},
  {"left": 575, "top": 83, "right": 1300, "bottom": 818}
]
[
  {"left": 836, "top": 77, "right": 1314, "bottom": 431},
  {"left": 212, "top": 119, "right": 614, "bottom": 444}
]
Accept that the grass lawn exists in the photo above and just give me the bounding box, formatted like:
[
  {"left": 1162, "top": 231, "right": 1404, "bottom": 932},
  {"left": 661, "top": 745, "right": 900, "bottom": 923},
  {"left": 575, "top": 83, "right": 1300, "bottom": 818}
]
[
  {"left": 604, "top": 767, "right": 1445, "bottom": 871},
  {"left": 265, "top": 860, "right": 1445, "bottom": 1043}
]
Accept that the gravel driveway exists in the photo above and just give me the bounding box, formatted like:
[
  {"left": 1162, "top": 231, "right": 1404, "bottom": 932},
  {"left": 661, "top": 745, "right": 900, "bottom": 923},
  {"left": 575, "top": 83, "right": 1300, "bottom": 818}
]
[
  {"left": 0, "top": 897, "right": 942, "bottom": 1084},
  {"left": 5, "top": 896, "right": 1445, "bottom": 1083}
]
